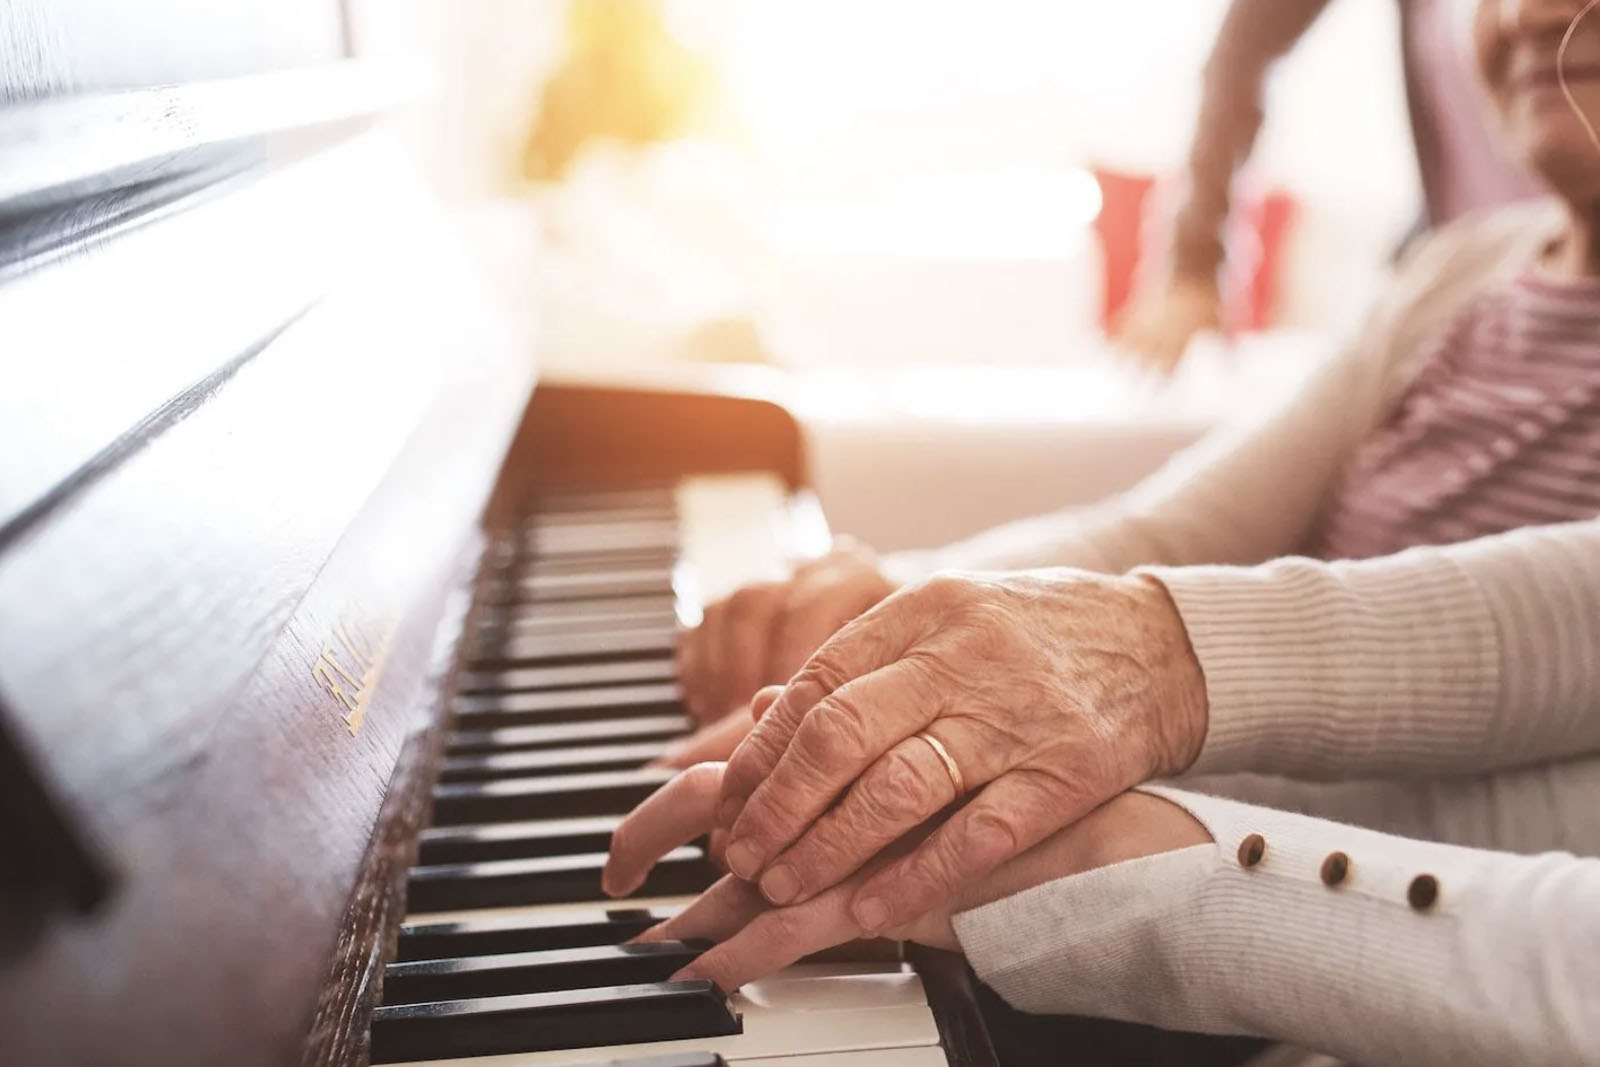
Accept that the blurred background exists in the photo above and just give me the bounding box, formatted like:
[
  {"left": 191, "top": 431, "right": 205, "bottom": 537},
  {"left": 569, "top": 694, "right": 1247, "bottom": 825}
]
[{"left": 348, "top": 0, "right": 1424, "bottom": 549}]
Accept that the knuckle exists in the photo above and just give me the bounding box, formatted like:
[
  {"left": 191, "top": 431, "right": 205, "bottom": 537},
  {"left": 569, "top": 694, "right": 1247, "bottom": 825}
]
[
  {"left": 752, "top": 907, "right": 807, "bottom": 951},
  {"left": 607, "top": 820, "right": 638, "bottom": 860},
  {"left": 804, "top": 697, "right": 872, "bottom": 766},
  {"left": 794, "top": 654, "right": 852, "bottom": 695},
  {"left": 726, "top": 584, "right": 776, "bottom": 622},
  {"left": 683, "top": 761, "right": 724, "bottom": 798},
  {"left": 916, "top": 570, "right": 970, "bottom": 603},
  {"left": 871, "top": 747, "right": 939, "bottom": 821},
  {"left": 962, "top": 807, "right": 1020, "bottom": 860}
]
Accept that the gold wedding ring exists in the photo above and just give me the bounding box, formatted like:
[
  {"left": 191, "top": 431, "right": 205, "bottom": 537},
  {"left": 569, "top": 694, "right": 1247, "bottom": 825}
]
[{"left": 914, "top": 731, "right": 966, "bottom": 797}]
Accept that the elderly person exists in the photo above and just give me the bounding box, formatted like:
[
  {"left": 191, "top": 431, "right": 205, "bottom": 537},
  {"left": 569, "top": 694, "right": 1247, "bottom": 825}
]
[{"left": 604, "top": 1, "right": 1600, "bottom": 1062}]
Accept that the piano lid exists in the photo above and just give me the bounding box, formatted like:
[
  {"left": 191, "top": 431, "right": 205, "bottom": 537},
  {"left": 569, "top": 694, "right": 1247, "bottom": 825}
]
[{"left": 0, "top": 20, "right": 535, "bottom": 1064}]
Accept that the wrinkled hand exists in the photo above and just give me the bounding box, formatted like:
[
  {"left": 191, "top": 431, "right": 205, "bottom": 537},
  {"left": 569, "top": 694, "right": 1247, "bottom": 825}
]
[
  {"left": 711, "top": 569, "right": 1208, "bottom": 936},
  {"left": 676, "top": 539, "right": 894, "bottom": 724},
  {"left": 1113, "top": 273, "right": 1223, "bottom": 376},
  {"left": 604, "top": 761, "right": 1209, "bottom": 991}
]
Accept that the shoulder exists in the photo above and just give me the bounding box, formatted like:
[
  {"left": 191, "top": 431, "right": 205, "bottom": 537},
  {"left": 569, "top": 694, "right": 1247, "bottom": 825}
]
[
  {"left": 1397, "top": 198, "right": 1563, "bottom": 282},
  {"left": 1364, "top": 198, "right": 1563, "bottom": 395}
]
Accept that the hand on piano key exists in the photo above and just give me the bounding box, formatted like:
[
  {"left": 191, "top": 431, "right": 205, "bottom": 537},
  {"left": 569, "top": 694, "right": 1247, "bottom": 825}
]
[
  {"left": 605, "top": 760, "right": 1210, "bottom": 993},
  {"left": 674, "top": 540, "right": 894, "bottom": 724}
]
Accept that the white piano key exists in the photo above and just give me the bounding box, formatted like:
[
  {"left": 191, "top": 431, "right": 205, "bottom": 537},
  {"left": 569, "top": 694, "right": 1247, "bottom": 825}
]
[
  {"left": 455, "top": 683, "right": 681, "bottom": 718},
  {"left": 419, "top": 815, "right": 625, "bottom": 848},
  {"left": 739, "top": 1048, "right": 950, "bottom": 1067},
  {"left": 406, "top": 893, "right": 699, "bottom": 926},
  {"left": 553, "top": 1044, "right": 950, "bottom": 1067},
  {"left": 734, "top": 967, "right": 927, "bottom": 1012},
  {"left": 459, "top": 658, "right": 678, "bottom": 694}
]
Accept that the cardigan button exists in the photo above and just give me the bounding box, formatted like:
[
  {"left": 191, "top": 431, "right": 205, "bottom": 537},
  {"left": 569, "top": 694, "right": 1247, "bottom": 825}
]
[
  {"left": 1408, "top": 873, "right": 1440, "bottom": 911},
  {"left": 1237, "top": 833, "right": 1266, "bottom": 868},
  {"left": 1320, "top": 851, "right": 1350, "bottom": 886}
]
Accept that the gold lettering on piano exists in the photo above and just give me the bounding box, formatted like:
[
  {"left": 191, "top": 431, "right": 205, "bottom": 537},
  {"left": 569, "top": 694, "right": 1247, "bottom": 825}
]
[{"left": 312, "top": 609, "right": 398, "bottom": 735}]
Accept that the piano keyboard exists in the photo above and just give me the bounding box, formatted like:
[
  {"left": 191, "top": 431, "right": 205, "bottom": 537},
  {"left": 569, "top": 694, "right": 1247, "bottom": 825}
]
[{"left": 370, "top": 481, "right": 955, "bottom": 1067}]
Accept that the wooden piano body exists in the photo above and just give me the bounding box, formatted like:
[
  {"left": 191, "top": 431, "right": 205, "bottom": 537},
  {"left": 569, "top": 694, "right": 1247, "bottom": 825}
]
[{"left": 0, "top": 5, "right": 1000, "bottom": 1065}]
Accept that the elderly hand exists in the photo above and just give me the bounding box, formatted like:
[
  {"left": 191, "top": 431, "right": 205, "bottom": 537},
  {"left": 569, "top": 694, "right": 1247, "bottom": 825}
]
[
  {"left": 604, "top": 761, "right": 1209, "bottom": 991},
  {"left": 1113, "top": 273, "right": 1223, "bottom": 376},
  {"left": 676, "top": 539, "right": 894, "bottom": 724},
  {"left": 710, "top": 568, "right": 1209, "bottom": 936}
]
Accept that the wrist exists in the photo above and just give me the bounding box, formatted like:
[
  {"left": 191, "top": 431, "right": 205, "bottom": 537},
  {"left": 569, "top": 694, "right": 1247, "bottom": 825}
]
[{"left": 1133, "top": 574, "right": 1209, "bottom": 776}]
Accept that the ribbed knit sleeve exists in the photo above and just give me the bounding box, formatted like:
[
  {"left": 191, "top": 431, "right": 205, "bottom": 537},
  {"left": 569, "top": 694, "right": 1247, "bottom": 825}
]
[
  {"left": 1144, "top": 518, "right": 1600, "bottom": 779},
  {"left": 953, "top": 787, "right": 1600, "bottom": 1067}
]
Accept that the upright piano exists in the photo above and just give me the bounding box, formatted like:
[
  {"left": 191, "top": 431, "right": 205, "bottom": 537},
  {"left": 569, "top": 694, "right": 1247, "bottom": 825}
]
[{"left": 0, "top": 5, "right": 1003, "bottom": 1065}]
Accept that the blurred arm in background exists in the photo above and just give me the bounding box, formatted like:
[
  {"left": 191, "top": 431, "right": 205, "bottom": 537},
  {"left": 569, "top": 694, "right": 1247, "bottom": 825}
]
[{"left": 1114, "top": 0, "right": 1336, "bottom": 371}]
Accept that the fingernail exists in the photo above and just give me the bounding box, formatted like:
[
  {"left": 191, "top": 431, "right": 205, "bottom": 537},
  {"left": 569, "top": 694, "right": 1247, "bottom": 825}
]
[
  {"left": 724, "top": 839, "right": 762, "bottom": 880},
  {"left": 854, "top": 896, "right": 888, "bottom": 932},
  {"left": 717, "top": 797, "right": 744, "bottom": 828},
  {"left": 759, "top": 864, "right": 800, "bottom": 904}
]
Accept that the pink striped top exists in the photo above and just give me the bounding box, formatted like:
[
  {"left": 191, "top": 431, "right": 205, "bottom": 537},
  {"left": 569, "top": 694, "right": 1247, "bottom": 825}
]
[{"left": 1307, "top": 268, "right": 1600, "bottom": 561}]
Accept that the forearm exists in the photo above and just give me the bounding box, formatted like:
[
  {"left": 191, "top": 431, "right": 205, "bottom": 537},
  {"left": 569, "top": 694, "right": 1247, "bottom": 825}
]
[
  {"left": 1147, "top": 518, "right": 1600, "bottom": 779},
  {"left": 954, "top": 788, "right": 1600, "bottom": 1067},
  {"left": 1171, "top": 0, "right": 1335, "bottom": 283}
]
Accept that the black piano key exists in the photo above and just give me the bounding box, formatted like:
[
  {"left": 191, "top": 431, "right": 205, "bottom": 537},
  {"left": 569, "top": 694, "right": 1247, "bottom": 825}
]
[
  {"left": 476, "top": 612, "right": 677, "bottom": 647},
  {"left": 405, "top": 845, "right": 710, "bottom": 913},
  {"left": 521, "top": 521, "right": 680, "bottom": 558},
  {"left": 430, "top": 767, "right": 676, "bottom": 825},
  {"left": 495, "top": 570, "right": 677, "bottom": 606},
  {"left": 458, "top": 657, "right": 678, "bottom": 695},
  {"left": 416, "top": 814, "right": 623, "bottom": 865},
  {"left": 454, "top": 682, "right": 681, "bottom": 722},
  {"left": 468, "top": 629, "right": 678, "bottom": 670},
  {"left": 368, "top": 979, "right": 740, "bottom": 1063},
  {"left": 524, "top": 503, "right": 677, "bottom": 527},
  {"left": 509, "top": 549, "right": 677, "bottom": 578},
  {"left": 530, "top": 486, "right": 676, "bottom": 511},
  {"left": 484, "top": 593, "right": 675, "bottom": 623},
  {"left": 447, "top": 714, "right": 691, "bottom": 756},
  {"left": 396, "top": 908, "right": 670, "bottom": 961},
  {"left": 381, "top": 940, "right": 708, "bottom": 1005},
  {"left": 437, "top": 740, "right": 672, "bottom": 784}
]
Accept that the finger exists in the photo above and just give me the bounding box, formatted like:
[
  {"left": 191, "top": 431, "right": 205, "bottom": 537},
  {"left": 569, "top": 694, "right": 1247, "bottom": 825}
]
[
  {"left": 674, "top": 628, "right": 702, "bottom": 718},
  {"left": 753, "top": 729, "right": 961, "bottom": 905},
  {"left": 722, "top": 661, "right": 945, "bottom": 882},
  {"left": 849, "top": 767, "right": 1098, "bottom": 933},
  {"left": 636, "top": 873, "right": 767, "bottom": 945},
  {"left": 712, "top": 583, "right": 783, "bottom": 717},
  {"left": 717, "top": 593, "right": 932, "bottom": 829},
  {"left": 603, "top": 762, "right": 723, "bottom": 898},
  {"left": 691, "top": 601, "right": 730, "bottom": 723},
  {"left": 765, "top": 576, "right": 882, "bottom": 685},
  {"left": 749, "top": 685, "right": 783, "bottom": 723},
  {"left": 653, "top": 707, "right": 754, "bottom": 768},
  {"left": 673, "top": 877, "right": 866, "bottom": 991}
]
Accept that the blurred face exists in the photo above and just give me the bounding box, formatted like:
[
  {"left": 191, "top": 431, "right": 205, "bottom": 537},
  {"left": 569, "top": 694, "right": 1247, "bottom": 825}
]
[{"left": 1474, "top": 0, "right": 1600, "bottom": 202}]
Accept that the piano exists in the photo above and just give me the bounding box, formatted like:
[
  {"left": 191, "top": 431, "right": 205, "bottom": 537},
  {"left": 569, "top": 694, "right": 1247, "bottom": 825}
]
[{"left": 0, "top": 5, "right": 1004, "bottom": 1066}]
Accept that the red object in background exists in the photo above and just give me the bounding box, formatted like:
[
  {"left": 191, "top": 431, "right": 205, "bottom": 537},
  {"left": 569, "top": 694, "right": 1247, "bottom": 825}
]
[
  {"left": 1236, "top": 188, "right": 1295, "bottom": 332},
  {"left": 1092, "top": 168, "right": 1157, "bottom": 329},
  {"left": 1090, "top": 165, "right": 1296, "bottom": 334}
]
